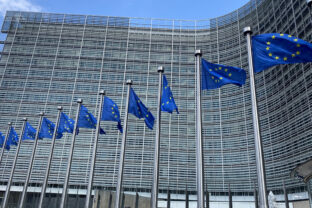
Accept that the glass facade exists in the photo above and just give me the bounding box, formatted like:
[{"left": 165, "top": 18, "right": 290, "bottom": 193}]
[{"left": 0, "top": 0, "right": 311, "bottom": 200}]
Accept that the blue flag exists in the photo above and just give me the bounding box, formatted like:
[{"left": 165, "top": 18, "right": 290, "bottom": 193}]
[
  {"left": 0, "top": 132, "right": 7, "bottom": 150},
  {"left": 39, "top": 117, "right": 62, "bottom": 139},
  {"left": 78, "top": 105, "right": 105, "bottom": 134},
  {"left": 129, "top": 88, "right": 155, "bottom": 130},
  {"left": 7, "top": 127, "right": 19, "bottom": 147},
  {"left": 101, "top": 96, "right": 123, "bottom": 133},
  {"left": 58, "top": 112, "right": 75, "bottom": 134},
  {"left": 202, "top": 59, "right": 246, "bottom": 90},
  {"left": 161, "top": 75, "right": 179, "bottom": 114},
  {"left": 252, "top": 33, "right": 312, "bottom": 73},
  {"left": 0, "top": 127, "right": 19, "bottom": 150},
  {"left": 22, "top": 122, "right": 36, "bottom": 141}
]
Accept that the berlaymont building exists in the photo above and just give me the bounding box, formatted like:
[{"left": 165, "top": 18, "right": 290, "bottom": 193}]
[{"left": 0, "top": 0, "right": 312, "bottom": 207}]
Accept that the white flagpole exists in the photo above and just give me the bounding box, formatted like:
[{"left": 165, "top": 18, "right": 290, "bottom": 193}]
[
  {"left": 195, "top": 49, "right": 204, "bottom": 208},
  {"left": 19, "top": 112, "right": 45, "bottom": 208},
  {"left": 60, "top": 99, "right": 83, "bottom": 208},
  {"left": 244, "top": 27, "right": 268, "bottom": 208},
  {"left": 151, "top": 66, "right": 164, "bottom": 208},
  {"left": 0, "top": 122, "right": 12, "bottom": 165},
  {"left": 2, "top": 118, "right": 27, "bottom": 208},
  {"left": 38, "top": 106, "right": 63, "bottom": 208},
  {"left": 115, "top": 79, "right": 132, "bottom": 208},
  {"left": 85, "top": 90, "right": 105, "bottom": 208}
]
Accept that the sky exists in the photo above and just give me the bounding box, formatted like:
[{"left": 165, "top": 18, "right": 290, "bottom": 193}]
[{"left": 0, "top": 0, "right": 250, "bottom": 20}]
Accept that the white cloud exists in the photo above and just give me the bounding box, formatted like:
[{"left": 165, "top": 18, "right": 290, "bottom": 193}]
[{"left": 0, "top": 0, "right": 42, "bottom": 16}]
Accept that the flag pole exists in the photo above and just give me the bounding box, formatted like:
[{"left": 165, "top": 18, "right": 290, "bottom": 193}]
[
  {"left": 85, "top": 90, "right": 105, "bottom": 208},
  {"left": 244, "top": 27, "right": 268, "bottom": 208},
  {"left": 195, "top": 49, "right": 204, "bottom": 208},
  {"left": 60, "top": 99, "right": 83, "bottom": 208},
  {"left": 0, "top": 122, "right": 12, "bottom": 165},
  {"left": 151, "top": 66, "right": 164, "bottom": 208},
  {"left": 115, "top": 79, "right": 132, "bottom": 208},
  {"left": 2, "top": 118, "right": 27, "bottom": 208},
  {"left": 38, "top": 106, "right": 63, "bottom": 208},
  {"left": 19, "top": 112, "right": 44, "bottom": 208}
]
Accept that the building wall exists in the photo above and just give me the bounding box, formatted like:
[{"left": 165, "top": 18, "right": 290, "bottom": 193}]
[{"left": 0, "top": 0, "right": 311, "bottom": 196}]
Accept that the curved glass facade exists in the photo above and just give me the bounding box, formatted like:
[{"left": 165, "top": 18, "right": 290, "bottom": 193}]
[{"left": 0, "top": 0, "right": 311, "bottom": 198}]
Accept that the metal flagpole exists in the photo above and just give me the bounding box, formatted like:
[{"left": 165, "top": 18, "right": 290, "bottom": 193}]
[
  {"left": 19, "top": 112, "right": 44, "bottom": 208},
  {"left": 60, "top": 99, "right": 83, "bottom": 208},
  {"left": 2, "top": 118, "right": 27, "bottom": 208},
  {"left": 244, "top": 27, "right": 268, "bottom": 208},
  {"left": 195, "top": 49, "right": 204, "bottom": 208},
  {"left": 114, "top": 79, "right": 132, "bottom": 208},
  {"left": 85, "top": 90, "right": 105, "bottom": 208},
  {"left": 283, "top": 181, "right": 289, "bottom": 208},
  {"left": 38, "top": 106, "right": 63, "bottom": 208},
  {"left": 0, "top": 122, "right": 12, "bottom": 165},
  {"left": 151, "top": 66, "right": 164, "bottom": 208}
]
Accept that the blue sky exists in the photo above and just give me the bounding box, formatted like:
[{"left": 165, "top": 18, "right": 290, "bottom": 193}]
[{"left": 0, "top": 0, "right": 250, "bottom": 20}]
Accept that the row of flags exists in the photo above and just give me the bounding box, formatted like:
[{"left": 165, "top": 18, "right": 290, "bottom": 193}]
[
  {"left": 0, "top": 74, "right": 179, "bottom": 151},
  {"left": 1, "top": 33, "right": 311, "bottom": 149}
]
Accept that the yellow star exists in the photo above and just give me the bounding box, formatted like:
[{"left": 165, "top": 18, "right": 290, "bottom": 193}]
[
  {"left": 146, "top": 114, "right": 149, "bottom": 117},
  {"left": 228, "top": 73, "right": 232, "bottom": 77},
  {"left": 220, "top": 77, "right": 223, "bottom": 80},
  {"left": 224, "top": 68, "right": 228, "bottom": 72},
  {"left": 275, "top": 56, "right": 279, "bottom": 60},
  {"left": 272, "top": 35, "right": 276, "bottom": 39},
  {"left": 211, "top": 76, "right": 214, "bottom": 79},
  {"left": 215, "top": 80, "right": 218, "bottom": 83},
  {"left": 267, "top": 42, "right": 271, "bottom": 45},
  {"left": 214, "top": 68, "right": 217, "bottom": 71},
  {"left": 292, "top": 54, "right": 296, "bottom": 57},
  {"left": 297, "top": 44, "right": 300, "bottom": 47},
  {"left": 266, "top": 47, "right": 270, "bottom": 51},
  {"left": 166, "top": 101, "right": 169, "bottom": 104},
  {"left": 269, "top": 53, "right": 272, "bottom": 57},
  {"left": 280, "top": 34, "right": 284, "bottom": 36},
  {"left": 138, "top": 100, "right": 140, "bottom": 103},
  {"left": 294, "top": 39, "right": 298, "bottom": 42},
  {"left": 162, "top": 103, "right": 164, "bottom": 106},
  {"left": 112, "top": 112, "right": 115, "bottom": 114},
  {"left": 288, "top": 35, "right": 292, "bottom": 37},
  {"left": 283, "top": 57, "right": 287, "bottom": 61},
  {"left": 170, "top": 97, "right": 172, "bottom": 100},
  {"left": 296, "top": 51, "right": 300, "bottom": 55},
  {"left": 209, "top": 69, "right": 212, "bottom": 71},
  {"left": 113, "top": 104, "right": 116, "bottom": 107},
  {"left": 111, "top": 107, "right": 114, "bottom": 110},
  {"left": 219, "top": 67, "right": 222, "bottom": 70},
  {"left": 115, "top": 115, "right": 117, "bottom": 118},
  {"left": 165, "top": 86, "right": 167, "bottom": 89}
]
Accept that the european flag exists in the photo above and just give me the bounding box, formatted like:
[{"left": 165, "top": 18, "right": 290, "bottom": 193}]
[
  {"left": 202, "top": 59, "right": 246, "bottom": 90},
  {"left": 161, "top": 75, "right": 179, "bottom": 114},
  {"left": 39, "top": 117, "right": 62, "bottom": 139},
  {"left": 78, "top": 105, "right": 105, "bottom": 134},
  {"left": 22, "top": 122, "right": 36, "bottom": 141},
  {"left": 58, "top": 112, "right": 75, "bottom": 134},
  {"left": 129, "top": 88, "right": 155, "bottom": 130},
  {"left": 0, "top": 132, "right": 7, "bottom": 150},
  {"left": 0, "top": 127, "right": 18, "bottom": 150},
  {"left": 101, "top": 96, "right": 123, "bottom": 133},
  {"left": 252, "top": 33, "right": 312, "bottom": 73},
  {"left": 7, "top": 127, "right": 19, "bottom": 147}
]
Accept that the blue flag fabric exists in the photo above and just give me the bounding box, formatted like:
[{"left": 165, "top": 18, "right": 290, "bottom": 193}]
[
  {"left": 7, "top": 127, "right": 19, "bottom": 146},
  {"left": 0, "top": 127, "right": 19, "bottom": 150},
  {"left": 101, "top": 96, "right": 123, "bottom": 133},
  {"left": 201, "top": 59, "right": 246, "bottom": 90},
  {"left": 0, "top": 132, "right": 7, "bottom": 150},
  {"left": 78, "top": 105, "right": 105, "bottom": 134},
  {"left": 252, "top": 33, "right": 312, "bottom": 73},
  {"left": 161, "top": 75, "right": 179, "bottom": 114},
  {"left": 39, "top": 117, "right": 63, "bottom": 139},
  {"left": 129, "top": 88, "right": 155, "bottom": 130},
  {"left": 22, "top": 122, "right": 36, "bottom": 141},
  {"left": 58, "top": 112, "right": 75, "bottom": 134}
]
